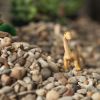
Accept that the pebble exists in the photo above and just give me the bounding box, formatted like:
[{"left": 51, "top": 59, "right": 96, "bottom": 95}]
[
  {"left": 54, "top": 86, "right": 67, "bottom": 95},
  {"left": 32, "top": 74, "right": 42, "bottom": 83},
  {"left": 19, "top": 86, "right": 26, "bottom": 92},
  {"left": 27, "top": 83, "right": 33, "bottom": 90},
  {"left": 48, "top": 61, "right": 59, "bottom": 72},
  {"left": 46, "top": 90, "right": 59, "bottom": 100},
  {"left": 10, "top": 66, "right": 26, "bottom": 79},
  {"left": 1, "top": 74, "right": 12, "bottom": 85},
  {"left": 1, "top": 37, "right": 12, "bottom": 47},
  {"left": 59, "top": 96, "right": 73, "bottom": 100},
  {"left": 73, "top": 93, "right": 84, "bottom": 100},
  {"left": 21, "top": 94, "right": 36, "bottom": 100},
  {"left": 77, "top": 89, "right": 87, "bottom": 95},
  {"left": 36, "top": 96, "right": 45, "bottom": 100},
  {"left": 92, "top": 73, "right": 100, "bottom": 80},
  {"left": 92, "top": 92, "right": 100, "bottom": 100},
  {"left": 45, "top": 83, "right": 54, "bottom": 90},
  {"left": 81, "top": 97, "right": 91, "bottom": 100},
  {"left": 14, "top": 84, "right": 20, "bottom": 93},
  {"left": 54, "top": 73, "right": 65, "bottom": 80},
  {"left": 58, "top": 77, "right": 67, "bottom": 85},
  {"left": 96, "top": 84, "right": 100, "bottom": 90},
  {"left": 76, "top": 76, "right": 86, "bottom": 82},
  {"left": 0, "top": 86, "right": 12, "bottom": 94},
  {"left": 38, "top": 58, "right": 48, "bottom": 68},
  {"left": 68, "top": 77, "right": 78, "bottom": 84},
  {"left": 36, "top": 88, "right": 46, "bottom": 96},
  {"left": 41, "top": 68, "right": 52, "bottom": 80},
  {"left": 23, "top": 77, "right": 32, "bottom": 84},
  {"left": 0, "top": 69, "right": 11, "bottom": 74}
]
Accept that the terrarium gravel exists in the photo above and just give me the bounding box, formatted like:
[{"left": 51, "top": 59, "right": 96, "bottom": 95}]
[{"left": 0, "top": 33, "right": 100, "bottom": 100}]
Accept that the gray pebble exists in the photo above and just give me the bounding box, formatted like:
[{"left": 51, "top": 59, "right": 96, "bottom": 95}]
[
  {"left": 92, "top": 73, "right": 100, "bottom": 80},
  {"left": 0, "top": 86, "right": 12, "bottom": 94},
  {"left": 76, "top": 76, "right": 86, "bottom": 82},
  {"left": 41, "top": 68, "right": 52, "bottom": 80},
  {"left": 54, "top": 86, "right": 67, "bottom": 95},
  {"left": 38, "top": 58, "right": 48, "bottom": 68},
  {"left": 45, "top": 83, "right": 54, "bottom": 90},
  {"left": 77, "top": 89, "right": 87, "bottom": 95},
  {"left": 68, "top": 77, "right": 78, "bottom": 84},
  {"left": 23, "top": 77, "right": 32, "bottom": 84}
]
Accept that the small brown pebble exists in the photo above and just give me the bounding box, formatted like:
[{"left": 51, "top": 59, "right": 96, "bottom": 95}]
[
  {"left": 87, "top": 91, "right": 93, "bottom": 97},
  {"left": 63, "top": 88, "right": 74, "bottom": 96},
  {"left": 0, "top": 31, "right": 10, "bottom": 38},
  {"left": 1, "top": 74, "right": 12, "bottom": 85},
  {"left": 83, "top": 80, "right": 89, "bottom": 85},
  {"left": 10, "top": 66, "right": 26, "bottom": 79}
]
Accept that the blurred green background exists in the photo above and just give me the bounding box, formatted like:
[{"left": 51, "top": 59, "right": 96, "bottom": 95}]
[
  {"left": 9, "top": 0, "right": 84, "bottom": 25},
  {"left": 11, "top": 0, "right": 83, "bottom": 23},
  {"left": 1, "top": 0, "right": 100, "bottom": 26}
]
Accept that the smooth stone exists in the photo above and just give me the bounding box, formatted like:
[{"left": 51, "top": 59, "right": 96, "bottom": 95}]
[
  {"left": 11, "top": 66, "right": 26, "bottom": 79},
  {"left": 41, "top": 68, "right": 52, "bottom": 80},
  {"left": 92, "top": 92, "right": 100, "bottom": 100},
  {"left": 36, "top": 89, "right": 46, "bottom": 96},
  {"left": 92, "top": 73, "right": 100, "bottom": 80},
  {"left": 46, "top": 90, "right": 59, "bottom": 100},
  {"left": 32, "top": 74, "right": 42, "bottom": 83},
  {"left": 22, "top": 94, "right": 36, "bottom": 100},
  {"left": 59, "top": 96, "right": 73, "bottom": 100},
  {"left": 73, "top": 93, "right": 84, "bottom": 100},
  {"left": 45, "top": 83, "right": 54, "bottom": 90},
  {"left": 54, "top": 86, "right": 67, "bottom": 95},
  {"left": 27, "top": 84, "right": 33, "bottom": 91},
  {"left": 0, "top": 86, "right": 12, "bottom": 94},
  {"left": 77, "top": 89, "right": 87, "bottom": 95},
  {"left": 81, "top": 97, "right": 91, "bottom": 100},
  {"left": 36, "top": 96, "right": 44, "bottom": 100},
  {"left": 48, "top": 61, "right": 59, "bottom": 72},
  {"left": 14, "top": 84, "right": 20, "bottom": 93},
  {"left": 38, "top": 58, "right": 48, "bottom": 68},
  {"left": 23, "top": 77, "right": 32, "bottom": 84},
  {"left": 76, "top": 76, "right": 86, "bottom": 82},
  {"left": 68, "top": 77, "right": 78, "bottom": 84}
]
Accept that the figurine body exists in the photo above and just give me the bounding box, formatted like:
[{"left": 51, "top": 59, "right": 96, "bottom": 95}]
[{"left": 63, "top": 31, "right": 81, "bottom": 71}]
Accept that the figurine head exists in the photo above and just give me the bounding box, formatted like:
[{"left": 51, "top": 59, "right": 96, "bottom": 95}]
[{"left": 64, "top": 31, "right": 72, "bottom": 40}]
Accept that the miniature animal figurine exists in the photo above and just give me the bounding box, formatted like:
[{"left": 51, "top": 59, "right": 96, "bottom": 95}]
[{"left": 63, "top": 31, "right": 81, "bottom": 71}]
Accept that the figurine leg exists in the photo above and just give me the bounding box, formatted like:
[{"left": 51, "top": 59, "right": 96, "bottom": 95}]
[
  {"left": 74, "top": 60, "right": 81, "bottom": 71},
  {"left": 64, "top": 58, "right": 70, "bottom": 70}
]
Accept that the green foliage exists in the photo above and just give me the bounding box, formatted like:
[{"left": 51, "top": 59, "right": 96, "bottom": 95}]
[
  {"left": 11, "top": 0, "right": 83, "bottom": 22},
  {"left": 0, "top": 23, "right": 16, "bottom": 36},
  {"left": 35, "top": 0, "right": 83, "bottom": 16},
  {"left": 11, "top": 0, "right": 37, "bottom": 22}
]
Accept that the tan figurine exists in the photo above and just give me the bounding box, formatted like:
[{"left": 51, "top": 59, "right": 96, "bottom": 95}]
[{"left": 63, "top": 31, "right": 81, "bottom": 71}]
